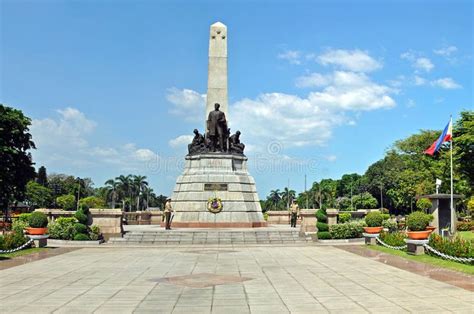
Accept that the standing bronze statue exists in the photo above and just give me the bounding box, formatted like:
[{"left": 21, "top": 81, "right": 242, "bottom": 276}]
[{"left": 207, "top": 103, "right": 228, "bottom": 152}]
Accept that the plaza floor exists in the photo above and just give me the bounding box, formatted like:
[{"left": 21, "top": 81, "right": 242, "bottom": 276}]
[{"left": 0, "top": 246, "right": 473, "bottom": 313}]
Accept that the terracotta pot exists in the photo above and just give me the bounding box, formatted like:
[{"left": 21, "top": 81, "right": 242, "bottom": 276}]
[
  {"left": 363, "top": 226, "right": 383, "bottom": 234},
  {"left": 26, "top": 227, "right": 48, "bottom": 235},
  {"left": 426, "top": 226, "right": 436, "bottom": 232},
  {"left": 407, "top": 230, "right": 431, "bottom": 240}
]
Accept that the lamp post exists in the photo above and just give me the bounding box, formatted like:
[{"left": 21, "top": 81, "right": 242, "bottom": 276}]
[{"left": 76, "top": 177, "right": 81, "bottom": 211}]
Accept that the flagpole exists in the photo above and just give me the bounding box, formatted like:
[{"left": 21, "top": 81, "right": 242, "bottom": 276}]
[{"left": 450, "top": 116, "right": 455, "bottom": 234}]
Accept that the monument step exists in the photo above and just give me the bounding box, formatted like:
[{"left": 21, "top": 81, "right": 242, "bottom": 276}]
[{"left": 109, "top": 229, "right": 312, "bottom": 245}]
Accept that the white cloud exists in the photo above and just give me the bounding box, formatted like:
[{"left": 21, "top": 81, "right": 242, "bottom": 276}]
[
  {"left": 277, "top": 50, "right": 302, "bottom": 65},
  {"left": 295, "top": 73, "right": 330, "bottom": 88},
  {"left": 169, "top": 135, "right": 193, "bottom": 148},
  {"left": 31, "top": 108, "right": 160, "bottom": 173},
  {"left": 414, "top": 75, "right": 427, "bottom": 86},
  {"left": 401, "top": 51, "right": 434, "bottom": 72},
  {"left": 317, "top": 49, "right": 382, "bottom": 72},
  {"left": 414, "top": 57, "right": 434, "bottom": 72},
  {"left": 431, "top": 77, "right": 462, "bottom": 89},
  {"left": 166, "top": 87, "right": 206, "bottom": 122},
  {"left": 325, "top": 155, "right": 337, "bottom": 162},
  {"left": 434, "top": 46, "right": 457, "bottom": 57}
]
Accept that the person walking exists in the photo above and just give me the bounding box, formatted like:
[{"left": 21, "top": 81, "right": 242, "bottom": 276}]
[
  {"left": 289, "top": 199, "right": 299, "bottom": 228},
  {"left": 164, "top": 198, "right": 174, "bottom": 230}
]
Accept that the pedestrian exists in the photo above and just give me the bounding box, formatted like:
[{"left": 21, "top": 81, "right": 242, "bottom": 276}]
[
  {"left": 289, "top": 199, "right": 299, "bottom": 228},
  {"left": 164, "top": 198, "right": 174, "bottom": 230}
]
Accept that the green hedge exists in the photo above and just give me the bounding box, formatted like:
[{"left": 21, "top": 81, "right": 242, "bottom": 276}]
[
  {"left": 317, "top": 231, "right": 331, "bottom": 239},
  {"left": 0, "top": 232, "right": 27, "bottom": 250},
  {"left": 316, "top": 222, "right": 329, "bottom": 232},
  {"left": 329, "top": 220, "right": 366, "bottom": 239},
  {"left": 379, "top": 231, "right": 406, "bottom": 247},
  {"left": 48, "top": 217, "right": 77, "bottom": 240},
  {"left": 429, "top": 233, "right": 474, "bottom": 259},
  {"left": 457, "top": 221, "right": 474, "bottom": 231},
  {"left": 339, "top": 212, "right": 351, "bottom": 223}
]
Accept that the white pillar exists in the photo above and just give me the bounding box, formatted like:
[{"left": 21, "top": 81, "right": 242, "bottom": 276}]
[{"left": 206, "top": 22, "right": 228, "bottom": 126}]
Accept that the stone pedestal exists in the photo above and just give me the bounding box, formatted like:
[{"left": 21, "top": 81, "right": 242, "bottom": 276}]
[
  {"left": 406, "top": 239, "right": 429, "bottom": 255},
  {"left": 326, "top": 208, "right": 339, "bottom": 226},
  {"left": 29, "top": 235, "right": 49, "bottom": 248},
  {"left": 171, "top": 153, "right": 266, "bottom": 227},
  {"left": 363, "top": 233, "right": 379, "bottom": 245},
  {"left": 299, "top": 210, "right": 317, "bottom": 236}
]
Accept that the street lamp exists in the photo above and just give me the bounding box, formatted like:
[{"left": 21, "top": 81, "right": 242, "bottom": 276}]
[{"left": 435, "top": 179, "right": 442, "bottom": 194}]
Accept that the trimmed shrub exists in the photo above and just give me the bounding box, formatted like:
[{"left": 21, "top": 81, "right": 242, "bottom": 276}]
[
  {"left": 317, "top": 231, "right": 331, "bottom": 240},
  {"left": 73, "top": 233, "right": 90, "bottom": 241},
  {"left": 56, "top": 194, "right": 76, "bottom": 211},
  {"left": 416, "top": 198, "right": 432, "bottom": 212},
  {"left": 12, "top": 219, "right": 28, "bottom": 234},
  {"left": 316, "top": 209, "right": 327, "bottom": 223},
  {"left": 339, "top": 212, "right": 351, "bottom": 223},
  {"left": 28, "top": 212, "right": 48, "bottom": 228},
  {"left": 429, "top": 233, "right": 474, "bottom": 259},
  {"left": 48, "top": 217, "right": 76, "bottom": 240},
  {"left": 317, "top": 222, "right": 329, "bottom": 232},
  {"left": 74, "top": 210, "right": 88, "bottom": 225},
  {"left": 329, "top": 220, "right": 366, "bottom": 239},
  {"left": 18, "top": 213, "right": 31, "bottom": 223},
  {"left": 0, "top": 232, "right": 27, "bottom": 250},
  {"left": 79, "top": 204, "right": 90, "bottom": 214},
  {"left": 457, "top": 221, "right": 474, "bottom": 231},
  {"left": 379, "top": 231, "right": 406, "bottom": 247},
  {"left": 89, "top": 225, "right": 101, "bottom": 241},
  {"left": 406, "top": 211, "right": 429, "bottom": 231},
  {"left": 381, "top": 214, "right": 390, "bottom": 221},
  {"left": 74, "top": 223, "right": 88, "bottom": 235},
  {"left": 382, "top": 219, "right": 398, "bottom": 233},
  {"left": 263, "top": 212, "right": 269, "bottom": 221},
  {"left": 365, "top": 211, "right": 383, "bottom": 227}
]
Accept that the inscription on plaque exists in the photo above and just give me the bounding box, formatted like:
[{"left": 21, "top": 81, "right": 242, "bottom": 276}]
[{"left": 204, "top": 183, "right": 228, "bottom": 191}]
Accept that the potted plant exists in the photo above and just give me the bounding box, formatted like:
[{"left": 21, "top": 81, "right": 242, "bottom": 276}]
[
  {"left": 406, "top": 211, "right": 431, "bottom": 240},
  {"left": 363, "top": 211, "right": 383, "bottom": 234},
  {"left": 26, "top": 211, "right": 49, "bottom": 235}
]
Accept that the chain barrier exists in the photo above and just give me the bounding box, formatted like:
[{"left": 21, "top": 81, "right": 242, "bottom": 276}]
[
  {"left": 0, "top": 237, "right": 34, "bottom": 254},
  {"left": 423, "top": 244, "right": 474, "bottom": 264},
  {"left": 375, "top": 236, "right": 407, "bottom": 250}
]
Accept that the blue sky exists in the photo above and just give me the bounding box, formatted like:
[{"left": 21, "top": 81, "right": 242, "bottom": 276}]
[{"left": 1, "top": 0, "right": 472, "bottom": 198}]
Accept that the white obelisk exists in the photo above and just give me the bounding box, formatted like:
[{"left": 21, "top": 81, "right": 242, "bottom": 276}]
[{"left": 206, "top": 22, "right": 228, "bottom": 123}]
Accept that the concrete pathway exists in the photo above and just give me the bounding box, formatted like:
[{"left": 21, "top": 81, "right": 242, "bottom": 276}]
[{"left": 0, "top": 246, "right": 472, "bottom": 313}]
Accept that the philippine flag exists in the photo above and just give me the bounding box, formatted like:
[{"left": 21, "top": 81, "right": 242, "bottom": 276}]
[{"left": 424, "top": 119, "right": 453, "bottom": 155}]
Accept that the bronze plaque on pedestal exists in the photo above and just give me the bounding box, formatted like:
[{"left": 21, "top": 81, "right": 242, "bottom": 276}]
[{"left": 204, "top": 183, "right": 228, "bottom": 191}]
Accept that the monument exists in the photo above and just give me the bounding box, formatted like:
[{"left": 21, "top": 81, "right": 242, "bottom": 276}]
[{"left": 170, "top": 22, "right": 266, "bottom": 227}]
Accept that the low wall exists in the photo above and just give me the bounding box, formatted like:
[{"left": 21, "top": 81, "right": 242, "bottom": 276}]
[
  {"left": 123, "top": 211, "right": 163, "bottom": 225},
  {"left": 36, "top": 208, "right": 123, "bottom": 239}
]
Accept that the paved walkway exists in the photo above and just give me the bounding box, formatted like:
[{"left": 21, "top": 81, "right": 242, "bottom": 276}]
[{"left": 0, "top": 246, "right": 472, "bottom": 313}]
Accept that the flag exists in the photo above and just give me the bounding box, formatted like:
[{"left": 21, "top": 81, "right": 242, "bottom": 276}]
[{"left": 424, "top": 119, "right": 453, "bottom": 155}]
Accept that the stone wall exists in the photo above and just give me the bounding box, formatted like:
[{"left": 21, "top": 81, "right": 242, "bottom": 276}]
[{"left": 36, "top": 208, "right": 123, "bottom": 239}]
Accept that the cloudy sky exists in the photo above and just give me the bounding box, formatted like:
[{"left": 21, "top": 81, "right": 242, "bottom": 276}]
[{"left": 2, "top": 0, "right": 472, "bottom": 198}]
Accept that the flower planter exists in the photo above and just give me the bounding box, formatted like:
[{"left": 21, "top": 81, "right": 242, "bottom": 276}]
[
  {"left": 26, "top": 227, "right": 48, "bottom": 235},
  {"left": 426, "top": 226, "right": 436, "bottom": 232},
  {"left": 363, "top": 226, "right": 383, "bottom": 234},
  {"left": 407, "top": 230, "right": 431, "bottom": 240}
]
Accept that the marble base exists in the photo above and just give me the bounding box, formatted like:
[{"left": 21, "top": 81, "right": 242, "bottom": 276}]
[{"left": 171, "top": 154, "right": 266, "bottom": 228}]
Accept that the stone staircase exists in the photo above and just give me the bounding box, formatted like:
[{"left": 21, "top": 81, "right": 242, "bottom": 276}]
[{"left": 107, "top": 230, "right": 313, "bottom": 246}]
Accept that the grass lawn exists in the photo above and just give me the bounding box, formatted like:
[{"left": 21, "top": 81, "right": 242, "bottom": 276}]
[
  {"left": 0, "top": 247, "right": 48, "bottom": 259},
  {"left": 366, "top": 245, "right": 474, "bottom": 275},
  {"left": 458, "top": 231, "right": 474, "bottom": 242}
]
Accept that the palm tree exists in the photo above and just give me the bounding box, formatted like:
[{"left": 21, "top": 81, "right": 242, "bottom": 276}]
[
  {"left": 281, "top": 187, "right": 296, "bottom": 210},
  {"left": 104, "top": 179, "right": 118, "bottom": 209},
  {"left": 116, "top": 175, "right": 132, "bottom": 211},
  {"left": 133, "top": 175, "right": 148, "bottom": 211},
  {"left": 268, "top": 189, "right": 281, "bottom": 210}
]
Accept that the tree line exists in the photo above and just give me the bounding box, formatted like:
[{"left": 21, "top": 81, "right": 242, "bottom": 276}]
[{"left": 262, "top": 110, "right": 473, "bottom": 215}]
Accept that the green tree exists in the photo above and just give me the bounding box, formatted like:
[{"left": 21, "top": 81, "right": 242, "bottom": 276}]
[
  {"left": 25, "top": 181, "right": 53, "bottom": 208},
  {"left": 352, "top": 192, "right": 378, "bottom": 209},
  {"left": 56, "top": 194, "right": 76, "bottom": 211},
  {"left": 104, "top": 179, "right": 119, "bottom": 209},
  {"left": 0, "top": 105, "right": 36, "bottom": 219},
  {"left": 37, "top": 166, "right": 48, "bottom": 186},
  {"left": 79, "top": 196, "right": 106, "bottom": 208},
  {"left": 133, "top": 175, "right": 148, "bottom": 211}
]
